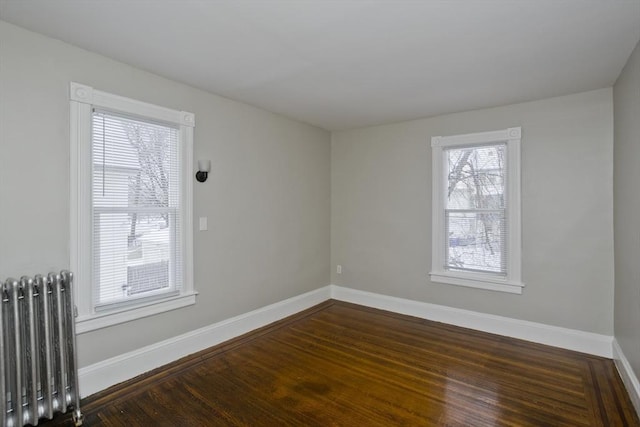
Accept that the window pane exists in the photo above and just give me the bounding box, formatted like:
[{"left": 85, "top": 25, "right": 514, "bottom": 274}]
[
  {"left": 446, "top": 211, "right": 505, "bottom": 274},
  {"left": 446, "top": 144, "right": 506, "bottom": 210},
  {"left": 92, "top": 112, "right": 179, "bottom": 209},
  {"left": 92, "top": 110, "right": 181, "bottom": 308},
  {"left": 93, "top": 211, "right": 176, "bottom": 305}
]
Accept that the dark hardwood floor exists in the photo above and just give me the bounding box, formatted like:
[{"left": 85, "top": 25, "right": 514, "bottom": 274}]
[{"left": 45, "top": 300, "right": 638, "bottom": 426}]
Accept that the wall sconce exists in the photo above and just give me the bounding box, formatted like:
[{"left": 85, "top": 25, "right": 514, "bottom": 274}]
[{"left": 196, "top": 160, "right": 211, "bottom": 183}]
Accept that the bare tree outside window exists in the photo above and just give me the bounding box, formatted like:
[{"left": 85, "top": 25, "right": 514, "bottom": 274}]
[
  {"left": 124, "top": 124, "right": 171, "bottom": 248},
  {"left": 445, "top": 144, "right": 506, "bottom": 274},
  {"left": 117, "top": 121, "right": 177, "bottom": 297}
]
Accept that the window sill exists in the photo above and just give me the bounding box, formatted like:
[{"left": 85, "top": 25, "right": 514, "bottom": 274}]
[
  {"left": 76, "top": 292, "right": 198, "bottom": 334},
  {"left": 429, "top": 271, "right": 524, "bottom": 294}
]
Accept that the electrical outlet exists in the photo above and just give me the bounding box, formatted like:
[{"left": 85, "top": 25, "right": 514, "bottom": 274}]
[{"left": 337, "top": 265, "right": 342, "bottom": 274}]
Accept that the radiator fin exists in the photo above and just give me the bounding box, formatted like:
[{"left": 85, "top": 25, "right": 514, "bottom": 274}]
[{"left": 1, "top": 271, "right": 83, "bottom": 427}]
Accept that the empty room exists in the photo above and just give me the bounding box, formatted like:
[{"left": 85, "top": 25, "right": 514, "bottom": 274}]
[{"left": 1, "top": 0, "right": 640, "bottom": 426}]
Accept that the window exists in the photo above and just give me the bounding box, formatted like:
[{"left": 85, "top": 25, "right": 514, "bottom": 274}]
[
  {"left": 430, "top": 127, "right": 523, "bottom": 294},
  {"left": 70, "top": 82, "right": 196, "bottom": 333}
]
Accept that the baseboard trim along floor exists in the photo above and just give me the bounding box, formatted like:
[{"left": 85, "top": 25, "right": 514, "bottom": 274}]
[
  {"left": 78, "top": 286, "right": 330, "bottom": 397},
  {"left": 52, "top": 300, "right": 635, "bottom": 426},
  {"left": 613, "top": 338, "right": 640, "bottom": 416},
  {"left": 80, "top": 284, "right": 633, "bottom": 406},
  {"left": 329, "top": 285, "right": 613, "bottom": 357}
]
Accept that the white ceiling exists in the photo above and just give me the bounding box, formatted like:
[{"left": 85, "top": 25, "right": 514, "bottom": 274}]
[{"left": 1, "top": 1, "right": 639, "bottom": 130}]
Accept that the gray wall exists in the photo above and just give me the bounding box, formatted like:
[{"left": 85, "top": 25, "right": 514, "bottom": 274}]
[
  {"left": 0, "top": 21, "right": 331, "bottom": 367},
  {"left": 0, "top": 18, "right": 625, "bottom": 372},
  {"left": 614, "top": 41, "right": 640, "bottom": 375},
  {"left": 331, "top": 89, "right": 614, "bottom": 334}
]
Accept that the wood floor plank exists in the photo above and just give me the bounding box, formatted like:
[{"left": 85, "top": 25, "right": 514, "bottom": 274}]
[{"left": 42, "top": 300, "right": 639, "bottom": 426}]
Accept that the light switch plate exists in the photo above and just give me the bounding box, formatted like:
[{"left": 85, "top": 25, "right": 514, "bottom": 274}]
[{"left": 199, "top": 217, "right": 208, "bottom": 231}]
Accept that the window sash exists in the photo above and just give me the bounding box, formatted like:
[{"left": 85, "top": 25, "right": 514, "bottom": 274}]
[
  {"left": 91, "top": 109, "right": 183, "bottom": 311},
  {"left": 443, "top": 143, "right": 508, "bottom": 275},
  {"left": 444, "top": 208, "right": 507, "bottom": 275},
  {"left": 430, "top": 127, "right": 522, "bottom": 294},
  {"left": 92, "top": 208, "right": 179, "bottom": 308},
  {"left": 70, "top": 82, "right": 195, "bottom": 333}
]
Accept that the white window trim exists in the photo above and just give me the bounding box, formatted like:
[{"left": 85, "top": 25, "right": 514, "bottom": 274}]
[
  {"left": 429, "top": 127, "right": 524, "bottom": 294},
  {"left": 70, "top": 82, "right": 196, "bottom": 333}
]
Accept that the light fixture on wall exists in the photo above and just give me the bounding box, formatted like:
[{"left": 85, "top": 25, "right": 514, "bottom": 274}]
[{"left": 196, "top": 160, "right": 211, "bottom": 183}]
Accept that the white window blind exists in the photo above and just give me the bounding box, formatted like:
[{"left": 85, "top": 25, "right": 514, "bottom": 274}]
[
  {"left": 444, "top": 144, "right": 506, "bottom": 275},
  {"left": 91, "top": 110, "right": 183, "bottom": 310}
]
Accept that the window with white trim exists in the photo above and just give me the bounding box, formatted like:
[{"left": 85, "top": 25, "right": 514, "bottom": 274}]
[
  {"left": 70, "top": 83, "right": 196, "bottom": 333},
  {"left": 430, "top": 127, "right": 523, "bottom": 294}
]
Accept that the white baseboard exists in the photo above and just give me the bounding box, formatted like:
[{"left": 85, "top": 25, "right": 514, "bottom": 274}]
[
  {"left": 78, "top": 283, "right": 616, "bottom": 399},
  {"left": 329, "top": 285, "right": 613, "bottom": 358},
  {"left": 78, "top": 286, "right": 331, "bottom": 397},
  {"left": 613, "top": 339, "right": 640, "bottom": 415}
]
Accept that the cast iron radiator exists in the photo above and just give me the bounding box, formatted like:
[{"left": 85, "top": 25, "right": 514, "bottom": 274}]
[{"left": 1, "top": 271, "right": 83, "bottom": 426}]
